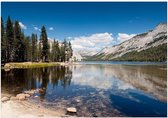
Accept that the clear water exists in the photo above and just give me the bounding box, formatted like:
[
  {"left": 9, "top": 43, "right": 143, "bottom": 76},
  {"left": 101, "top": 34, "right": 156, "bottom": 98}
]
[
  {"left": 77, "top": 61, "right": 167, "bottom": 65},
  {"left": 1, "top": 62, "right": 167, "bottom": 117}
]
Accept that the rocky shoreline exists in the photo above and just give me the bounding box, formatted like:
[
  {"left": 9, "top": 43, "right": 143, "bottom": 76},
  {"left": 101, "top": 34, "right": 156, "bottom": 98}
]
[{"left": 1, "top": 89, "right": 78, "bottom": 118}]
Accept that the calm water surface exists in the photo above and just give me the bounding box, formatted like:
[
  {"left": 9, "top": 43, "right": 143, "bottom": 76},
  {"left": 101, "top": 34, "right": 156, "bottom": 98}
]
[{"left": 2, "top": 62, "right": 167, "bottom": 117}]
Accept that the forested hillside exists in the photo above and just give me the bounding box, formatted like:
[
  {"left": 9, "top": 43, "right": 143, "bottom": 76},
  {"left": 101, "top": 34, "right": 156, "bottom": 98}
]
[
  {"left": 113, "top": 43, "right": 167, "bottom": 62},
  {"left": 1, "top": 16, "right": 73, "bottom": 63},
  {"left": 85, "top": 23, "right": 167, "bottom": 62}
]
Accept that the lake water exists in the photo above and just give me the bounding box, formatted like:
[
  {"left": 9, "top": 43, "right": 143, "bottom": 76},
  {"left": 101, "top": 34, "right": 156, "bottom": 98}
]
[{"left": 1, "top": 61, "right": 167, "bottom": 117}]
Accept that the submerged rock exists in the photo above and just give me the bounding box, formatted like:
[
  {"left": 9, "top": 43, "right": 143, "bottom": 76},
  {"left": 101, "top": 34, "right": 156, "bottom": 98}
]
[
  {"left": 1, "top": 96, "right": 10, "bottom": 102},
  {"left": 34, "top": 95, "right": 39, "bottom": 98},
  {"left": 24, "top": 90, "right": 35, "bottom": 95},
  {"left": 42, "top": 87, "right": 46, "bottom": 90},
  {"left": 39, "top": 89, "right": 44, "bottom": 93},
  {"left": 67, "top": 107, "right": 77, "bottom": 113},
  {"left": 75, "top": 99, "right": 81, "bottom": 103}
]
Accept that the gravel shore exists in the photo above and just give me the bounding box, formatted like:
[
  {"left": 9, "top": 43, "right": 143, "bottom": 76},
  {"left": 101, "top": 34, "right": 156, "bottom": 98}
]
[{"left": 1, "top": 93, "right": 66, "bottom": 118}]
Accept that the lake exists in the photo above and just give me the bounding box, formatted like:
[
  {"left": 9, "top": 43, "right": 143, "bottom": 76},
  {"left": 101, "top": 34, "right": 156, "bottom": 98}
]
[{"left": 1, "top": 61, "right": 167, "bottom": 117}]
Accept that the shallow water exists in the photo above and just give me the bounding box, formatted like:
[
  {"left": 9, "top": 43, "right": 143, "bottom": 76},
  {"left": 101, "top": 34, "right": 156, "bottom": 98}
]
[{"left": 1, "top": 62, "right": 167, "bottom": 117}]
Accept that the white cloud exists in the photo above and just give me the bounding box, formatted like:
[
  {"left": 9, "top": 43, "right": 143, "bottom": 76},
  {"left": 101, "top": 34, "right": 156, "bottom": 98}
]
[
  {"left": 49, "top": 27, "right": 54, "bottom": 31},
  {"left": 19, "top": 22, "right": 27, "bottom": 30},
  {"left": 67, "top": 37, "right": 73, "bottom": 40},
  {"left": 70, "top": 32, "right": 114, "bottom": 54},
  {"left": 33, "top": 26, "right": 41, "bottom": 31},
  {"left": 48, "top": 37, "right": 61, "bottom": 42},
  {"left": 34, "top": 27, "right": 38, "bottom": 30},
  {"left": 117, "top": 33, "right": 136, "bottom": 43}
]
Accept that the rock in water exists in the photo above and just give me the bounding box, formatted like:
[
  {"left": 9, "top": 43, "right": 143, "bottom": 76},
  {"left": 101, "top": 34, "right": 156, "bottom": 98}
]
[
  {"left": 1, "top": 97, "right": 10, "bottom": 102},
  {"left": 34, "top": 95, "right": 38, "bottom": 98},
  {"left": 75, "top": 99, "right": 80, "bottom": 103},
  {"left": 67, "top": 107, "right": 77, "bottom": 113},
  {"left": 39, "top": 89, "right": 44, "bottom": 93}
]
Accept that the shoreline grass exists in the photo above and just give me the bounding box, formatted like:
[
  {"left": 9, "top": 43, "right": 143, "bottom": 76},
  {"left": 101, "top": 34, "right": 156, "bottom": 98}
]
[{"left": 3, "top": 62, "right": 60, "bottom": 69}]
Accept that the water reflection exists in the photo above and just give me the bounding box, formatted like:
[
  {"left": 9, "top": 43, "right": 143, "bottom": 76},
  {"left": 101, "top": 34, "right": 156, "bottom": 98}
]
[
  {"left": 110, "top": 92, "right": 166, "bottom": 117},
  {"left": 71, "top": 65, "right": 166, "bottom": 102},
  {"left": 2, "top": 66, "right": 72, "bottom": 97},
  {"left": 1, "top": 64, "right": 167, "bottom": 116}
]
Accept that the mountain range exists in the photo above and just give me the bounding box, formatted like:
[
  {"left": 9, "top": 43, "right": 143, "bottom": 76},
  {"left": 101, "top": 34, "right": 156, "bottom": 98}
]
[{"left": 74, "top": 23, "right": 167, "bottom": 62}]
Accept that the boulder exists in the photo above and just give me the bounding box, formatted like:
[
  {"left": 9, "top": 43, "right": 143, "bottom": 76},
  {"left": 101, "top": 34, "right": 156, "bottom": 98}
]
[
  {"left": 16, "top": 93, "right": 24, "bottom": 98},
  {"left": 75, "top": 99, "right": 80, "bottom": 103},
  {"left": 4, "top": 64, "right": 11, "bottom": 69},
  {"left": 24, "top": 90, "right": 35, "bottom": 95},
  {"left": 24, "top": 91, "right": 29, "bottom": 94},
  {"left": 16, "top": 93, "right": 26, "bottom": 100},
  {"left": 1, "top": 96, "right": 10, "bottom": 102},
  {"left": 10, "top": 96, "right": 18, "bottom": 101},
  {"left": 39, "top": 89, "right": 44, "bottom": 93},
  {"left": 67, "top": 107, "right": 77, "bottom": 113},
  {"left": 19, "top": 95, "right": 26, "bottom": 101},
  {"left": 2, "top": 94, "right": 11, "bottom": 98},
  {"left": 25, "top": 94, "right": 30, "bottom": 98}
]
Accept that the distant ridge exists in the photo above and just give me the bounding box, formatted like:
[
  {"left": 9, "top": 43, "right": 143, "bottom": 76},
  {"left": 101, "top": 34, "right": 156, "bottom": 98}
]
[{"left": 86, "top": 23, "right": 167, "bottom": 62}]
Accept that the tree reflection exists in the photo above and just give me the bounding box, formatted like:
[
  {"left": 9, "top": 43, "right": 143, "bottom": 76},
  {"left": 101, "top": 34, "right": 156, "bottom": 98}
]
[
  {"left": 1, "top": 66, "right": 73, "bottom": 97},
  {"left": 39, "top": 68, "right": 49, "bottom": 100}
]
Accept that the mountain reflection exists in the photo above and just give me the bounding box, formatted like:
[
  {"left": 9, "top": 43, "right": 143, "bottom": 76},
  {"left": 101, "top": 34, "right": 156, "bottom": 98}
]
[
  {"left": 71, "top": 65, "right": 167, "bottom": 102},
  {"left": 1, "top": 64, "right": 167, "bottom": 102}
]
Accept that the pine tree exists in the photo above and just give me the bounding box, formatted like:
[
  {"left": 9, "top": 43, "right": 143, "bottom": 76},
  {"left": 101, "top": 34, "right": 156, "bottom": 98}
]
[
  {"left": 6, "top": 16, "right": 14, "bottom": 62},
  {"left": 63, "top": 39, "right": 67, "bottom": 62},
  {"left": 51, "top": 39, "right": 60, "bottom": 62},
  {"left": 3, "top": 16, "right": 73, "bottom": 63},
  {"left": 55, "top": 41, "right": 60, "bottom": 61},
  {"left": 51, "top": 39, "right": 56, "bottom": 61},
  {"left": 31, "top": 33, "right": 37, "bottom": 61},
  {"left": 35, "top": 34, "right": 38, "bottom": 60},
  {"left": 24, "top": 36, "right": 31, "bottom": 61},
  {"left": 60, "top": 44, "right": 65, "bottom": 62},
  {"left": 37, "top": 41, "right": 42, "bottom": 61},
  {"left": 48, "top": 40, "right": 52, "bottom": 61},
  {"left": 14, "top": 21, "right": 24, "bottom": 62},
  {"left": 67, "top": 41, "right": 73, "bottom": 61},
  {"left": 40, "top": 26, "right": 49, "bottom": 62},
  {"left": 1, "top": 17, "right": 6, "bottom": 63}
]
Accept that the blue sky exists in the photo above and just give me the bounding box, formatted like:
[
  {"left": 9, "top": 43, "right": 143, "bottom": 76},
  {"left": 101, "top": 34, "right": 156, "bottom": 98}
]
[{"left": 1, "top": 2, "right": 167, "bottom": 52}]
